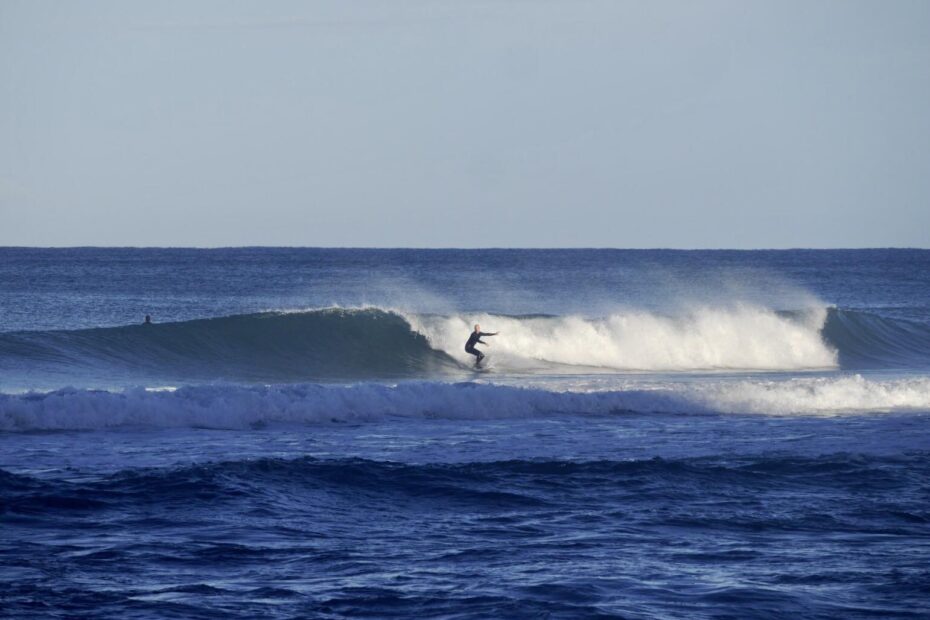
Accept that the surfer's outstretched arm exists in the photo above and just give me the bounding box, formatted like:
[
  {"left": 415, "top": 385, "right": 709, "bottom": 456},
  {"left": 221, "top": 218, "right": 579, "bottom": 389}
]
[{"left": 477, "top": 331, "right": 497, "bottom": 345}]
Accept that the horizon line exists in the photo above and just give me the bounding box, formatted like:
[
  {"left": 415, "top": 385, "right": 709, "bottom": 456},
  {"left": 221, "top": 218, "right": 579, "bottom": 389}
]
[{"left": 0, "top": 245, "right": 928, "bottom": 252}]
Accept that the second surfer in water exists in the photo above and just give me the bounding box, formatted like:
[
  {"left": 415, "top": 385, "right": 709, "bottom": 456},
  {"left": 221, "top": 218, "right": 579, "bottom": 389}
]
[{"left": 465, "top": 324, "right": 498, "bottom": 367}]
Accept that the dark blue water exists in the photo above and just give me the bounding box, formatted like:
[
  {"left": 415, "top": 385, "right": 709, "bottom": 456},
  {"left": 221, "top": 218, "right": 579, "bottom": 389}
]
[{"left": 2, "top": 248, "right": 929, "bottom": 619}]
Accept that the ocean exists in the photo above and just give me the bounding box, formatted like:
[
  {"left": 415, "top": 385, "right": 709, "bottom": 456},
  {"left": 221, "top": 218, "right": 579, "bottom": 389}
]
[{"left": 1, "top": 247, "right": 928, "bottom": 619}]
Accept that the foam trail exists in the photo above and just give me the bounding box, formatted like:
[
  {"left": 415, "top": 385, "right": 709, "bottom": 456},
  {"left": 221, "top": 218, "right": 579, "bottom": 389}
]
[
  {"left": 407, "top": 305, "right": 837, "bottom": 370},
  {"left": 3, "top": 375, "right": 930, "bottom": 432}
]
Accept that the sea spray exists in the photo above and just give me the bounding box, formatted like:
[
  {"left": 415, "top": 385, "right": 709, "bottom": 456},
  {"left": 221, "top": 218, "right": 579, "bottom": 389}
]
[{"left": 406, "top": 305, "right": 836, "bottom": 370}]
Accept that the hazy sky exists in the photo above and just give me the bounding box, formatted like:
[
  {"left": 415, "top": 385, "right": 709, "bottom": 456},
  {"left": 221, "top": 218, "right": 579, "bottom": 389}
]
[{"left": 1, "top": 1, "right": 928, "bottom": 248}]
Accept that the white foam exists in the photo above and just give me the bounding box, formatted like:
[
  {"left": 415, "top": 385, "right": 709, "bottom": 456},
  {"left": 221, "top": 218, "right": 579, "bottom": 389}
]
[
  {"left": 0, "top": 383, "right": 679, "bottom": 431},
  {"left": 405, "top": 305, "right": 837, "bottom": 371},
  {"left": 2, "top": 375, "right": 928, "bottom": 432},
  {"left": 694, "top": 374, "right": 930, "bottom": 415}
]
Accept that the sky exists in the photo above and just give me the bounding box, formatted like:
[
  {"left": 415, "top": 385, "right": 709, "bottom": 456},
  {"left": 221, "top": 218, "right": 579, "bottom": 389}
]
[{"left": 1, "top": 0, "right": 928, "bottom": 248}]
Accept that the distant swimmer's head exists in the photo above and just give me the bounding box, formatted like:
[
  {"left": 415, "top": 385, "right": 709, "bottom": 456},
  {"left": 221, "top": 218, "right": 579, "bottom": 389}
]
[
  {"left": 144, "top": 315, "right": 152, "bottom": 324},
  {"left": 474, "top": 324, "right": 480, "bottom": 332}
]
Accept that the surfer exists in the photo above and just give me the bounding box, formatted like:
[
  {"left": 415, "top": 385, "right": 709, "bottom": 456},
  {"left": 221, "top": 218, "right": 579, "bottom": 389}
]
[
  {"left": 143, "top": 314, "right": 152, "bottom": 325},
  {"left": 465, "top": 324, "right": 497, "bottom": 367}
]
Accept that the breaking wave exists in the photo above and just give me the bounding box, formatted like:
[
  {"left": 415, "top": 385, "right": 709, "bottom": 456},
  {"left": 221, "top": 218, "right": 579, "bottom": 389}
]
[
  {"left": 406, "top": 306, "right": 836, "bottom": 371},
  {"left": 1, "top": 305, "right": 929, "bottom": 384}
]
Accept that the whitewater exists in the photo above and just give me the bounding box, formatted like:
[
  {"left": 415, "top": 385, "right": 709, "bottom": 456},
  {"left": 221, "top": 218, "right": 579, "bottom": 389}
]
[{"left": 2, "top": 248, "right": 929, "bottom": 619}]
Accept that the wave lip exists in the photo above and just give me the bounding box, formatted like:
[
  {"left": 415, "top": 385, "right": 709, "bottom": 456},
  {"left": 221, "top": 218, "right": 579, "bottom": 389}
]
[{"left": 3, "top": 375, "right": 930, "bottom": 432}]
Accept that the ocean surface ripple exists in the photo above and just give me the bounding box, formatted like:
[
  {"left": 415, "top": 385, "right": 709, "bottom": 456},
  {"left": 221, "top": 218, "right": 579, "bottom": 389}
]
[{"left": 3, "top": 452, "right": 929, "bottom": 619}]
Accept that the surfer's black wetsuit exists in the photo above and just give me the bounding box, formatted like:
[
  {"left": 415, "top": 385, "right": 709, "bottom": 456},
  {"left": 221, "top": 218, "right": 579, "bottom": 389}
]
[{"left": 465, "top": 331, "right": 497, "bottom": 365}]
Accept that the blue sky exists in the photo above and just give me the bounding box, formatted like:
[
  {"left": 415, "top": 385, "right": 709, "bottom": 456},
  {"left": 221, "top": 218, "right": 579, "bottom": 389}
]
[{"left": 1, "top": 0, "right": 928, "bottom": 247}]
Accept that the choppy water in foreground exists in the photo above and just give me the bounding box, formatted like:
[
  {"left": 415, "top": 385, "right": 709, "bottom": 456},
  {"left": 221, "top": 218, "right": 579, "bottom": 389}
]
[{"left": 2, "top": 248, "right": 929, "bottom": 619}]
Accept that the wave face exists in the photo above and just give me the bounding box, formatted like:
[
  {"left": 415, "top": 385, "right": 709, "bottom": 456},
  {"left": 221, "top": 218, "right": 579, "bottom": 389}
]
[
  {"left": 0, "top": 308, "right": 458, "bottom": 383},
  {"left": 2, "top": 306, "right": 930, "bottom": 384},
  {"left": 822, "top": 307, "right": 930, "bottom": 369},
  {"left": 3, "top": 375, "right": 930, "bottom": 432}
]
